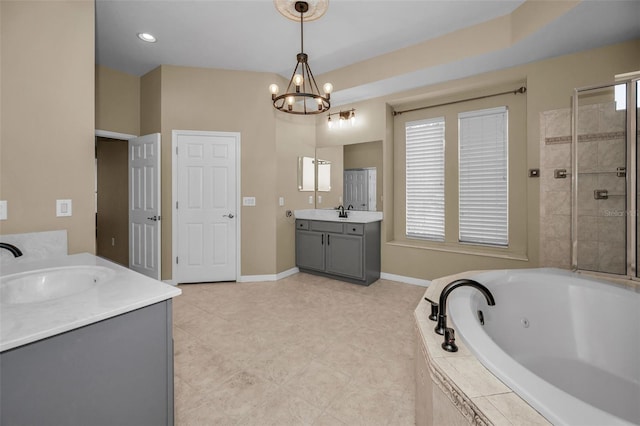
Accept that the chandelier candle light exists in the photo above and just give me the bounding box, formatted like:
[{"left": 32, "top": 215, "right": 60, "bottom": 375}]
[{"left": 270, "top": 0, "right": 332, "bottom": 114}]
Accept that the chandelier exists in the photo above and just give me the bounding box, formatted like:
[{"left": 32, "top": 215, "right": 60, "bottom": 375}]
[{"left": 270, "top": 1, "right": 332, "bottom": 115}]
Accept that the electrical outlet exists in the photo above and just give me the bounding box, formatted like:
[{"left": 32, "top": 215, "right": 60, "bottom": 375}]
[
  {"left": 0, "top": 200, "right": 7, "bottom": 220},
  {"left": 279, "top": 197, "right": 285, "bottom": 206},
  {"left": 308, "top": 195, "right": 313, "bottom": 204}
]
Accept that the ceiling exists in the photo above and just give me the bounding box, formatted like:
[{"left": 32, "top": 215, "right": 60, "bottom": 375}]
[{"left": 96, "top": 0, "right": 640, "bottom": 106}]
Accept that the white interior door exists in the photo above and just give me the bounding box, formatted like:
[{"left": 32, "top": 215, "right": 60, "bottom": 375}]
[
  {"left": 174, "top": 131, "right": 238, "bottom": 283},
  {"left": 129, "top": 133, "right": 161, "bottom": 280},
  {"left": 344, "top": 169, "right": 368, "bottom": 211}
]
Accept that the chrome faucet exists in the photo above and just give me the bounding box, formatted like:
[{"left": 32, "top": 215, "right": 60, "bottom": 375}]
[
  {"left": 0, "top": 242, "right": 23, "bottom": 257},
  {"left": 337, "top": 205, "right": 348, "bottom": 218},
  {"left": 347, "top": 204, "right": 354, "bottom": 210}
]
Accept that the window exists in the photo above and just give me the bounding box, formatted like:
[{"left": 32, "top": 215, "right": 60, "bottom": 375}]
[
  {"left": 458, "top": 106, "right": 508, "bottom": 246},
  {"left": 405, "top": 117, "right": 445, "bottom": 241}
]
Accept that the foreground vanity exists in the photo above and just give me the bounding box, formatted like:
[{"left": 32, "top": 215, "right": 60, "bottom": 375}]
[
  {"left": 294, "top": 209, "right": 382, "bottom": 285},
  {"left": 0, "top": 253, "right": 181, "bottom": 426}
]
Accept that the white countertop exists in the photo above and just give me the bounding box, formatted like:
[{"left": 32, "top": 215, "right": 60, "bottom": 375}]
[
  {"left": 294, "top": 209, "right": 383, "bottom": 223},
  {"left": 0, "top": 253, "right": 181, "bottom": 352}
]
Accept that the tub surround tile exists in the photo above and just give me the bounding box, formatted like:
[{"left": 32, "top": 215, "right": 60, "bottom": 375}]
[
  {"left": 416, "top": 272, "right": 549, "bottom": 426},
  {"left": 484, "top": 393, "right": 551, "bottom": 425},
  {"left": 439, "top": 356, "right": 512, "bottom": 397}
]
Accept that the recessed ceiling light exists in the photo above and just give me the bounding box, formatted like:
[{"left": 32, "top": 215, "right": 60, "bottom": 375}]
[{"left": 137, "top": 33, "right": 156, "bottom": 43}]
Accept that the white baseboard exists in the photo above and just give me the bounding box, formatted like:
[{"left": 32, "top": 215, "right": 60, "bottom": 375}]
[
  {"left": 168, "top": 268, "right": 428, "bottom": 287},
  {"left": 239, "top": 267, "right": 300, "bottom": 283},
  {"left": 380, "top": 272, "right": 430, "bottom": 287}
]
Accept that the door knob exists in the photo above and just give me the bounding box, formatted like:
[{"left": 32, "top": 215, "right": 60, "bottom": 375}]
[
  {"left": 223, "top": 213, "right": 235, "bottom": 219},
  {"left": 147, "top": 215, "right": 160, "bottom": 221}
]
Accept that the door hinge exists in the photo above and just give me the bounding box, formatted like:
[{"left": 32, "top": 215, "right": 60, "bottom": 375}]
[
  {"left": 176, "top": 256, "right": 179, "bottom": 264},
  {"left": 176, "top": 146, "right": 178, "bottom": 155},
  {"left": 176, "top": 201, "right": 179, "bottom": 209}
]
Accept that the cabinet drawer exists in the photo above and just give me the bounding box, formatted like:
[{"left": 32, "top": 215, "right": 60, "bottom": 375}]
[
  {"left": 296, "top": 220, "right": 309, "bottom": 230},
  {"left": 345, "top": 224, "right": 364, "bottom": 235},
  {"left": 310, "top": 221, "right": 344, "bottom": 233}
]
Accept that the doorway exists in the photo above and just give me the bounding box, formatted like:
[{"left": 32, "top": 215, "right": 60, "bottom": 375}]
[
  {"left": 95, "top": 131, "right": 162, "bottom": 280},
  {"left": 172, "top": 130, "right": 241, "bottom": 284},
  {"left": 96, "top": 136, "right": 128, "bottom": 266}
]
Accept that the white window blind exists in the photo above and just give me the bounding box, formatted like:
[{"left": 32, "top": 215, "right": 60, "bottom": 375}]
[
  {"left": 406, "top": 117, "right": 445, "bottom": 241},
  {"left": 458, "top": 106, "right": 508, "bottom": 246}
]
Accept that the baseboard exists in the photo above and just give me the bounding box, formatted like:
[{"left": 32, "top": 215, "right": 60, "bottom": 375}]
[
  {"left": 239, "top": 267, "right": 300, "bottom": 283},
  {"left": 168, "top": 268, "right": 427, "bottom": 286},
  {"left": 380, "top": 272, "right": 431, "bottom": 287}
]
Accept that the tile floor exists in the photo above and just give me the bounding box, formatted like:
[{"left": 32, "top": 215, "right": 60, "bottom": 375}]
[{"left": 172, "top": 272, "right": 426, "bottom": 426}]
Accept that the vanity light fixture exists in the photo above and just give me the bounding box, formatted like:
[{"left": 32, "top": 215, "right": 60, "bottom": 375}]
[
  {"left": 327, "top": 109, "right": 355, "bottom": 128},
  {"left": 137, "top": 32, "right": 157, "bottom": 43},
  {"left": 269, "top": 1, "right": 332, "bottom": 115}
]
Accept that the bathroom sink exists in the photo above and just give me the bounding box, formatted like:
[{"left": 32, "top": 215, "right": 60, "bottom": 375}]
[{"left": 0, "top": 266, "right": 116, "bottom": 304}]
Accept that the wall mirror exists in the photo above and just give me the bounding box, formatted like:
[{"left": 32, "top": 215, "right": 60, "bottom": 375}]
[
  {"left": 297, "top": 156, "right": 315, "bottom": 191},
  {"left": 316, "top": 159, "right": 331, "bottom": 192},
  {"left": 313, "top": 140, "right": 383, "bottom": 211}
]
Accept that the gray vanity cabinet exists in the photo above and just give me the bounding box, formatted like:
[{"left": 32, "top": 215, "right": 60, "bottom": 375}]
[
  {"left": 0, "top": 301, "right": 175, "bottom": 426},
  {"left": 295, "top": 219, "right": 380, "bottom": 285}
]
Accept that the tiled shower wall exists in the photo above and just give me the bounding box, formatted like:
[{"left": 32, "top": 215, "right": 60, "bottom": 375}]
[{"left": 540, "top": 103, "right": 627, "bottom": 274}]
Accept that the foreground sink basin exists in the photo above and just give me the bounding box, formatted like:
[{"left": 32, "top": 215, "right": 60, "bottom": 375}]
[{"left": 0, "top": 266, "right": 116, "bottom": 304}]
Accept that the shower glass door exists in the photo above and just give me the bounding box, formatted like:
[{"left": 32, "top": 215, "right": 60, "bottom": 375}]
[{"left": 573, "top": 83, "right": 628, "bottom": 275}]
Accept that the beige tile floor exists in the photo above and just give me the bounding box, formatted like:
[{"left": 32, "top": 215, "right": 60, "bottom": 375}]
[{"left": 173, "top": 272, "right": 426, "bottom": 426}]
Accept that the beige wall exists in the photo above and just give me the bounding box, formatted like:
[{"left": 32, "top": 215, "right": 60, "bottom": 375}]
[
  {"left": 155, "top": 65, "right": 318, "bottom": 279},
  {"left": 0, "top": 1, "right": 95, "bottom": 255},
  {"left": 9, "top": 1, "right": 634, "bottom": 282},
  {"left": 95, "top": 65, "right": 140, "bottom": 136},
  {"left": 275, "top": 114, "right": 315, "bottom": 272},
  {"left": 316, "top": 39, "right": 640, "bottom": 280}
]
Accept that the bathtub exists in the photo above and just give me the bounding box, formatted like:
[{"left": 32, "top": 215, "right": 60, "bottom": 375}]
[{"left": 448, "top": 268, "right": 639, "bottom": 426}]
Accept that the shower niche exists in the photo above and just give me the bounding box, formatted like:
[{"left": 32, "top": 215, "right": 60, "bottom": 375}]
[{"left": 572, "top": 76, "right": 639, "bottom": 277}]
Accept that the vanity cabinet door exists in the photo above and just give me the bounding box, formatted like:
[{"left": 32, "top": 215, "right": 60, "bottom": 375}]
[
  {"left": 325, "top": 232, "right": 364, "bottom": 279},
  {"left": 295, "top": 229, "right": 325, "bottom": 271}
]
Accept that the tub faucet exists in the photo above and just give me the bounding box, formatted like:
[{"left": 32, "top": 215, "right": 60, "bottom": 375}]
[
  {"left": 337, "top": 205, "right": 348, "bottom": 218},
  {"left": 0, "top": 242, "right": 23, "bottom": 257},
  {"left": 434, "top": 279, "right": 495, "bottom": 336}
]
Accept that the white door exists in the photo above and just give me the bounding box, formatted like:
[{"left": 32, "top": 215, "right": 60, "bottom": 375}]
[
  {"left": 174, "top": 131, "right": 238, "bottom": 283},
  {"left": 129, "top": 133, "right": 161, "bottom": 280},
  {"left": 344, "top": 169, "right": 368, "bottom": 211}
]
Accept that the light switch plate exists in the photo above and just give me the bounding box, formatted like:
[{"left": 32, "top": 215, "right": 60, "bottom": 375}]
[
  {"left": 242, "top": 197, "right": 256, "bottom": 206},
  {"left": 0, "top": 200, "right": 7, "bottom": 220},
  {"left": 56, "top": 199, "right": 72, "bottom": 217}
]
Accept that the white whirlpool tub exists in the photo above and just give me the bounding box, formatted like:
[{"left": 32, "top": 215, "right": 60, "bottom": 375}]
[{"left": 448, "top": 268, "right": 639, "bottom": 426}]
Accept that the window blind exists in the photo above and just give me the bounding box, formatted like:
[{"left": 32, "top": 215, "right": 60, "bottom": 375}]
[
  {"left": 458, "top": 106, "right": 508, "bottom": 246},
  {"left": 406, "top": 117, "right": 445, "bottom": 241}
]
